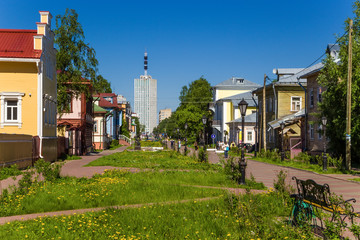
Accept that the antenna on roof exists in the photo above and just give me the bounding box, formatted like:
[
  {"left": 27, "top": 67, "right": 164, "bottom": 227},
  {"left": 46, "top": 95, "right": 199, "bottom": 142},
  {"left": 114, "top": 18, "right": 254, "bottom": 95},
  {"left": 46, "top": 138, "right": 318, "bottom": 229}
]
[{"left": 144, "top": 50, "right": 148, "bottom": 76}]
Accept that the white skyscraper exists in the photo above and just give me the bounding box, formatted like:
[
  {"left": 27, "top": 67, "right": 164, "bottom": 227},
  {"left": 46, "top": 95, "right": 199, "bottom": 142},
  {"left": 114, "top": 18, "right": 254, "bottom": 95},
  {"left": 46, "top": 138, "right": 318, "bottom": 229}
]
[{"left": 134, "top": 52, "right": 157, "bottom": 134}]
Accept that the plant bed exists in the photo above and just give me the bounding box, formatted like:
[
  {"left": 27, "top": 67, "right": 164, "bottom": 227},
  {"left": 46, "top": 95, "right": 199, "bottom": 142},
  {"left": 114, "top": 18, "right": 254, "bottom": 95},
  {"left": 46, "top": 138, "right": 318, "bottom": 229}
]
[
  {"left": 0, "top": 169, "right": 226, "bottom": 217},
  {"left": 86, "top": 150, "right": 222, "bottom": 171},
  {"left": 0, "top": 194, "right": 316, "bottom": 239}
]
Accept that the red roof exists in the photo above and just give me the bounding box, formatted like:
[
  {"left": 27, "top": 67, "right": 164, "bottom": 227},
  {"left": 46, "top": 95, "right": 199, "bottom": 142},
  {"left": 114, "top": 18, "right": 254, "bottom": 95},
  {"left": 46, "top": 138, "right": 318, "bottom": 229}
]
[
  {"left": 0, "top": 29, "right": 42, "bottom": 59},
  {"left": 94, "top": 93, "right": 119, "bottom": 109}
]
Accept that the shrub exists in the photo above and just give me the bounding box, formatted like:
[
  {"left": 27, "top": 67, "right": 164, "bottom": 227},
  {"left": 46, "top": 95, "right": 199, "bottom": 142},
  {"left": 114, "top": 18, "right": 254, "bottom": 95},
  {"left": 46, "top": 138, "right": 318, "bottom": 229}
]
[
  {"left": 294, "top": 152, "right": 311, "bottom": 164},
  {"left": 34, "top": 159, "right": 63, "bottom": 182},
  {"left": 197, "top": 147, "right": 208, "bottom": 163}
]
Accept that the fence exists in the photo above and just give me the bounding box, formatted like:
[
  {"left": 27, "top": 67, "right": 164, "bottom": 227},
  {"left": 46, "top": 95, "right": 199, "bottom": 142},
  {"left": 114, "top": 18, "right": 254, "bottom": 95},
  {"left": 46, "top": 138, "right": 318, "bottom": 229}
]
[{"left": 0, "top": 134, "right": 34, "bottom": 169}]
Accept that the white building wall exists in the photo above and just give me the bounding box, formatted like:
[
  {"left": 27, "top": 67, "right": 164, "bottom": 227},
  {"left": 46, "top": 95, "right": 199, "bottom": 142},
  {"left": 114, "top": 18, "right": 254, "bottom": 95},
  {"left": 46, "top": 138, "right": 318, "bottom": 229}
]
[{"left": 134, "top": 75, "right": 157, "bottom": 134}]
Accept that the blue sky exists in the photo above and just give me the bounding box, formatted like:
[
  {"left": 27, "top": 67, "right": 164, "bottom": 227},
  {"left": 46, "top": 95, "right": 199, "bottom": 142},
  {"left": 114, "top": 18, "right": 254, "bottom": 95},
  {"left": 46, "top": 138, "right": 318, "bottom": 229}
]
[{"left": 0, "top": 0, "right": 355, "bottom": 111}]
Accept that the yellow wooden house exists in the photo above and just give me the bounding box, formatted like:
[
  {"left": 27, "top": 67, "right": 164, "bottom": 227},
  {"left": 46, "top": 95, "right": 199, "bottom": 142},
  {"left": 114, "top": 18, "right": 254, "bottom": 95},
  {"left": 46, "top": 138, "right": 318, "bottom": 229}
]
[{"left": 0, "top": 11, "right": 57, "bottom": 163}]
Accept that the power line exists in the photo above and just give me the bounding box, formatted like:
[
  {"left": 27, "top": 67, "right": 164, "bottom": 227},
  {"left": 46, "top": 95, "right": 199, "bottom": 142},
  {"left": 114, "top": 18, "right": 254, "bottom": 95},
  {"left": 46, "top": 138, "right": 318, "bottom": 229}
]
[{"left": 279, "top": 30, "right": 349, "bottom": 80}]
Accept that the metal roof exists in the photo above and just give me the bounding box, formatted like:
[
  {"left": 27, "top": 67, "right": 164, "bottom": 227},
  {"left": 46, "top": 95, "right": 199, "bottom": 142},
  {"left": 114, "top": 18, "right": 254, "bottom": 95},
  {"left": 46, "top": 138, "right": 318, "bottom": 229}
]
[
  {"left": 226, "top": 112, "right": 257, "bottom": 124},
  {"left": 214, "top": 77, "right": 260, "bottom": 89},
  {"left": 0, "top": 29, "right": 42, "bottom": 59},
  {"left": 220, "top": 91, "right": 258, "bottom": 107}
]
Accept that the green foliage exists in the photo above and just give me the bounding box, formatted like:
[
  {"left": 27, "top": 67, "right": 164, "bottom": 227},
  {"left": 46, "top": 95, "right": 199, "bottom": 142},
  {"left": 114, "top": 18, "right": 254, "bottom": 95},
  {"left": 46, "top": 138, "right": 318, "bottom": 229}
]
[
  {"left": 55, "top": 9, "right": 111, "bottom": 112},
  {"left": 0, "top": 195, "right": 314, "bottom": 240},
  {"left": 153, "top": 77, "right": 213, "bottom": 144},
  {"left": 317, "top": 0, "right": 360, "bottom": 164},
  {"left": 120, "top": 120, "right": 130, "bottom": 138},
  {"left": 34, "top": 159, "right": 63, "bottom": 182},
  {"left": 0, "top": 164, "right": 22, "bottom": 180},
  {"left": 140, "top": 140, "right": 162, "bottom": 147},
  {"left": 87, "top": 150, "right": 219, "bottom": 171},
  {"left": 197, "top": 147, "right": 208, "bottom": 163},
  {"left": 273, "top": 170, "right": 294, "bottom": 198},
  {"left": 222, "top": 157, "right": 265, "bottom": 189},
  {"left": 16, "top": 169, "right": 36, "bottom": 195},
  {"left": 58, "top": 153, "right": 82, "bottom": 161}
]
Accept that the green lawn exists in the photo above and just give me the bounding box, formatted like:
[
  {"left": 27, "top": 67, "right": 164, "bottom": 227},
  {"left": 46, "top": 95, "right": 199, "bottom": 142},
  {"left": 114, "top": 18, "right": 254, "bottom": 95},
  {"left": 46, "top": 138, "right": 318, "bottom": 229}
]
[
  {"left": 0, "top": 169, "right": 226, "bottom": 217},
  {"left": 0, "top": 194, "right": 315, "bottom": 240},
  {"left": 86, "top": 150, "right": 222, "bottom": 171},
  {"left": 251, "top": 156, "right": 350, "bottom": 174}
]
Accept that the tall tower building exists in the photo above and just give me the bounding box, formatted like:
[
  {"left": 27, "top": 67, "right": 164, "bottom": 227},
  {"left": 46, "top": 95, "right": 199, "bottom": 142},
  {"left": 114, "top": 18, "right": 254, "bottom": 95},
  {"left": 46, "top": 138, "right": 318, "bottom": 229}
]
[{"left": 134, "top": 51, "right": 157, "bottom": 134}]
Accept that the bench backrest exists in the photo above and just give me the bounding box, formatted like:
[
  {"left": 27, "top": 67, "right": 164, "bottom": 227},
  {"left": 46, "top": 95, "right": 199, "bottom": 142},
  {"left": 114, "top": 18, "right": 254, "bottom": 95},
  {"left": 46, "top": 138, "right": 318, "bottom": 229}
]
[{"left": 292, "top": 176, "right": 331, "bottom": 207}]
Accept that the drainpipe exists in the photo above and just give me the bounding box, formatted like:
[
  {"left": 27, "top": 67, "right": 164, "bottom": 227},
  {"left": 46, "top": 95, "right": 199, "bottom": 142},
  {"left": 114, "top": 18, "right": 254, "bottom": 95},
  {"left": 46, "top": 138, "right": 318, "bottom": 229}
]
[
  {"left": 297, "top": 77, "right": 307, "bottom": 151},
  {"left": 252, "top": 95, "right": 258, "bottom": 157},
  {"left": 272, "top": 83, "right": 277, "bottom": 119}
]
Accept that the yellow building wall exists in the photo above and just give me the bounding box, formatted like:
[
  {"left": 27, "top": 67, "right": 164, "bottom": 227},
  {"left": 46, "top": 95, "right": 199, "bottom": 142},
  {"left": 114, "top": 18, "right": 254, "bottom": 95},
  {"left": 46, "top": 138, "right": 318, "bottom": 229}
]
[
  {"left": 0, "top": 62, "right": 38, "bottom": 135},
  {"left": 277, "top": 89, "right": 305, "bottom": 118},
  {"left": 217, "top": 90, "right": 249, "bottom": 100}
]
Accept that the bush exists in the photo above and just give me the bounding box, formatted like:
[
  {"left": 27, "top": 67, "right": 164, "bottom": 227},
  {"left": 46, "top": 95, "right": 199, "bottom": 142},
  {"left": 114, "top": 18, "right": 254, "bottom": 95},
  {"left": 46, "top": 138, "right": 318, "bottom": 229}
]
[
  {"left": 111, "top": 139, "right": 119, "bottom": 147},
  {"left": 198, "top": 147, "right": 208, "bottom": 163},
  {"left": 34, "top": 159, "right": 63, "bottom": 182},
  {"left": 294, "top": 152, "right": 311, "bottom": 164}
]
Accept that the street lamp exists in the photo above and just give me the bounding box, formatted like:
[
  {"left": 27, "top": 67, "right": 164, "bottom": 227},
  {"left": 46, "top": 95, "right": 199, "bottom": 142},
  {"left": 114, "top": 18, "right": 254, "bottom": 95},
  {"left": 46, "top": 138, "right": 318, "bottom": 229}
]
[
  {"left": 202, "top": 115, "right": 207, "bottom": 149},
  {"left": 322, "top": 117, "right": 327, "bottom": 171},
  {"left": 238, "top": 98, "right": 248, "bottom": 185},
  {"left": 184, "top": 123, "right": 188, "bottom": 155},
  {"left": 280, "top": 122, "right": 285, "bottom": 161},
  {"left": 177, "top": 128, "right": 180, "bottom": 153}
]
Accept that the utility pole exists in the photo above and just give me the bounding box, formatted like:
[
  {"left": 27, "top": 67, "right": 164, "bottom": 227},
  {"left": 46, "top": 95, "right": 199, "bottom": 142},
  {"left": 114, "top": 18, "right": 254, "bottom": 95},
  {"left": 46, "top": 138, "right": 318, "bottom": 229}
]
[
  {"left": 346, "top": 19, "right": 353, "bottom": 170},
  {"left": 263, "top": 74, "right": 267, "bottom": 151}
]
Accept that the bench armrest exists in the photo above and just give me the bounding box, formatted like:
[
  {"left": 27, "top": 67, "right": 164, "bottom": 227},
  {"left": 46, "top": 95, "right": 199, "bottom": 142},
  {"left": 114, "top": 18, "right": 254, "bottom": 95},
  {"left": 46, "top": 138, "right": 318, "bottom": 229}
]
[{"left": 344, "top": 198, "right": 356, "bottom": 204}]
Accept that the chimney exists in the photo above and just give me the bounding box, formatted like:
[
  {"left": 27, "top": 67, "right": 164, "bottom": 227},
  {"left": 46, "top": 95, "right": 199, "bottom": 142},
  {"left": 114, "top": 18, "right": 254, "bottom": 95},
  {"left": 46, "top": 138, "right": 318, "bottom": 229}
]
[{"left": 34, "top": 11, "right": 52, "bottom": 51}]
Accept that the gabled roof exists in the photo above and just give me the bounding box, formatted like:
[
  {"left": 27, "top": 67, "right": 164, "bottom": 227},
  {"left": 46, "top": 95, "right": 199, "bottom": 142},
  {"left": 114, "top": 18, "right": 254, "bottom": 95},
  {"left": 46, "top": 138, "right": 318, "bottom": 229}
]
[
  {"left": 94, "top": 104, "right": 108, "bottom": 114},
  {"left": 94, "top": 93, "right": 119, "bottom": 109},
  {"left": 275, "top": 62, "right": 323, "bottom": 84},
  {"left": 268, "top": 109, "right": 305, "bottom": 129},
  {"left": 214, "top": 77, "right": 260, "bottom": 90},
  {"left": 226, "top": 112, "right": 257, "bottom": 124},
  {"left": 0, "top": 29, "right": 42, "bottom": 59},
  {"left": 220, "top": 91, "right": 258, "bottom": 107}
]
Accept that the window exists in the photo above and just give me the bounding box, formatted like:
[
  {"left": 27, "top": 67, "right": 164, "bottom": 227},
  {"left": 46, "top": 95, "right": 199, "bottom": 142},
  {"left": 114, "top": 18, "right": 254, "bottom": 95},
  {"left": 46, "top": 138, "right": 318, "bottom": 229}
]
[
  {"left": 247, "top": 131, "right": 253, "bottom": 141},
  {"left": 0, "top": 92, "right": 24, "bottom": 128},
  {"left": 310, "top": 123, "right": 314, "bottom": 140},
  {"left": 291, "top": 96, "right": 302, "bottom": 111},
  {"left": 318, "top": 124, "right": 322, "bottom": 140},
  {"left": 318, "top": 87, "right": 322, "bottom": 103},
  {"left": 309, "top": 89, "right": 314, "bottom": 108},
  {"left": 6, "top": 100, "right": 18, "bottom": 121},
  {"left": 94, "top": 121, "right": 98, "bottom": 133}
]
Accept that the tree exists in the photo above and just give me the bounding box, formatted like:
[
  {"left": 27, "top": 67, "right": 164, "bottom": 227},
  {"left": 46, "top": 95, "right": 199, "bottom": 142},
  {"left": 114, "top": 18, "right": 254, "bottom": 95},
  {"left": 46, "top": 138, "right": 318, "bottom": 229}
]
[
  {"left": 55, "top": 9, "right": 111, "bottom": 112},
  {"left": 120, "top": 119, "right": 130, "bottom": 138},
  {"left": 318, "top": 0, "right": 360, "bottom": 163}
]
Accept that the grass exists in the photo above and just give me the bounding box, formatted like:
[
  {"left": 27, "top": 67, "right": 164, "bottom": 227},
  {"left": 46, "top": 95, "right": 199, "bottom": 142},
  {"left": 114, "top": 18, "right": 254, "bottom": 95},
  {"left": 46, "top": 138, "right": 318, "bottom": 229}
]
[
  {"left": 0, "top": 165, "right": 22, "bottom": 180},
  {"left": 86, "top": 150, "right": 222, "bottom": 171},
  {"left": 0, "top": 194, "right": 315, "bottom": 240},
  {"left": 251, "top": 156, "right": 349, "bottom": 174},
  {"left": 139, "top": 140, "right": 162, "bottom": 147},
  {"left": 0, "top": 169, "right": 226, "bottom": 217},
  {"left": 58, "top": 153, "right": 82, "bottom": 161},
  {"left": 109, "top": 144, "right": 123, "bottom": 150},
  {"left": 348, "top": 178, "right": 360, "bottom": 182}
]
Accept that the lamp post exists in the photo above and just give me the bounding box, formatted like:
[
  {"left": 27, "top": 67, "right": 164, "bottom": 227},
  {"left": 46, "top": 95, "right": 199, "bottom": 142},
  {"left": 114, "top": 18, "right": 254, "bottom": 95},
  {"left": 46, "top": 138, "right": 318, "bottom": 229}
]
[
  {"left": 322, "top": 117, "right": 327, "bottom": 171},
  {"left": 238, "top": 98, "right": 248, "bottom": 185},
  {"left": 177, "top": 128, "right": 180, "bottom": 153},
  {"left": 184, "top": 123, "right": 188, "bottom": 155},
  {"left": 202, "top": 115, "right": 207, "bottom": 150},
  {"left": 280, "top": 122, "right": 285, "bottom": 161}
]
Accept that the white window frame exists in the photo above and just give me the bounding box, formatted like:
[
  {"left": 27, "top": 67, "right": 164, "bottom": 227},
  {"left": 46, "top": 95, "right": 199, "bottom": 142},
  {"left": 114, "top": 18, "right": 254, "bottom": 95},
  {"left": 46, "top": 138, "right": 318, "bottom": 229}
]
[
  {"left": 94, "top": 120, "right": 98, "bottom": 133},
  {"left": 318, "top": 124, "right": 322, "bottom": 140},
  {"left": 247, "top": 131, "right": 253, "bottom": 141},
  {"left": 291, "top": 96, "right": 302, "bottom": 112},
  {"left": 309, "top": 89, "right": 314, "bottom": 108},
  {"left": 0, "top": 92, "right": 25, "bottom": 128},
  {"left": 309, "top": 123, "right": 314, "bottom": 140},
  {"left": 317, "top": 87, "right": 322, "bottom": 103}
]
